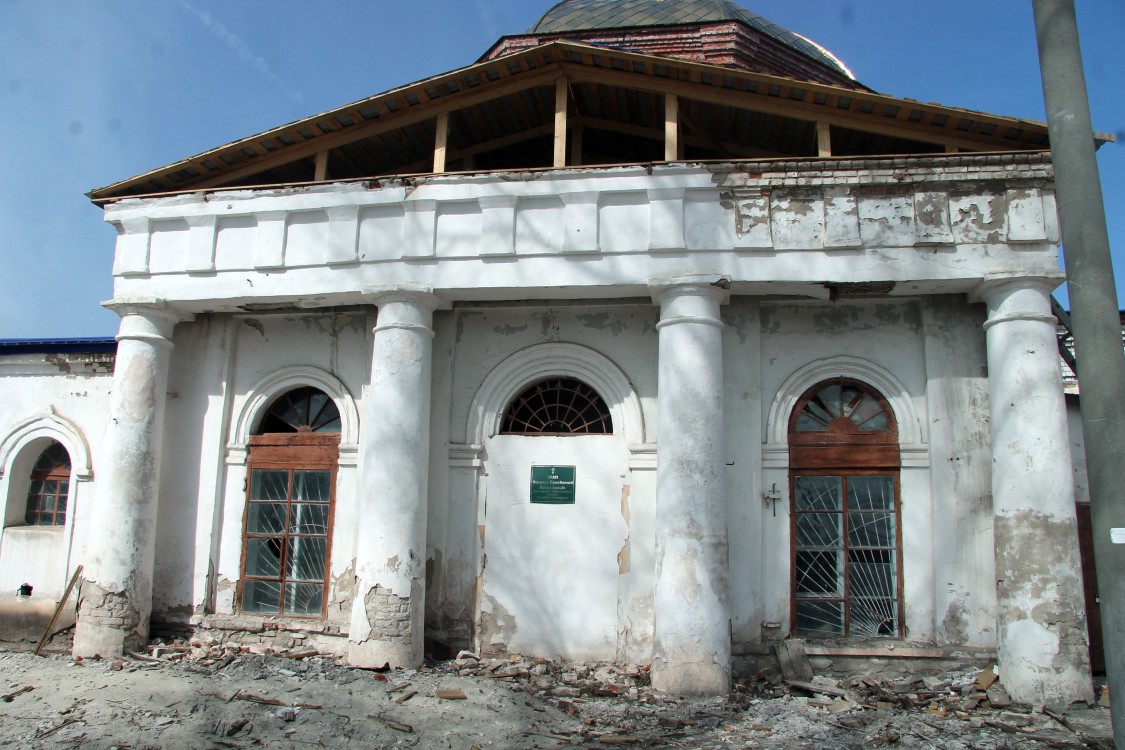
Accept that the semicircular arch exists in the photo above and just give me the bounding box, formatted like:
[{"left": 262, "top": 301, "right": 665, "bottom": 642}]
[
  {"left": 0, "top": 411, "right": 93, "bottom": 482},
  {"left": 766, "top": 356, "right": 923, "bottom": 448},
  {"left": 231, "top": 366, "right": 359, "bottom": 449},
  {"left": 466, "top": 343, "right": 645, "bottom": 445}
]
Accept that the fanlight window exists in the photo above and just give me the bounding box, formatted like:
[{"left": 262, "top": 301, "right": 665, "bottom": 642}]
[
  {"left": 25, "top": 441, "right": 71, "bottom": 526},
  {"left": 501, "top": 378, "right": 612, "bottom": 435},
  {"left": 258, "top": 386, "right": 341, "bottom": 434},
  {"left": 795, "top": 382, "right": 891, "bottom": 433}
]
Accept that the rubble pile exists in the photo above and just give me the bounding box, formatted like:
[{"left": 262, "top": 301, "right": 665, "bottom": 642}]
[{"left": 0, "top": 639, "right": 1112, "bottom": 749}]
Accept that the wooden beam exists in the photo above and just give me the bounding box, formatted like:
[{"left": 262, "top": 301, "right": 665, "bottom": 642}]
[
  {"left": 187, "top": 65, "right": 563, "bottom": 190},
  {"left": 665, "top": 93, "right": 679, "bottom": 161},
  {"left": 563, "top": 66, "right": 1000, "bottom": 153},
  {"left": 570, "top": 125, "right": 584, "bottom": 166},
  {"left": 817, "top": 121, "right": 832, "bottom": 157},
  {"left": 554, "top": 76, "right": 568, "bottom": 168},
  {"left": 433, "top": 111, "right": 449, "bottom": 173},
  {"left": 314, "top": 150, "right": 329, "bottom": 181}
]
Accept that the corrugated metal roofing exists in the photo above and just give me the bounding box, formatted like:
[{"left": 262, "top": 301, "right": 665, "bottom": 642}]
[
  {"left": 529, "top": 0, "right": 849, "bottom": 76},
  {"left": 0, "top": 338, "right": 117, "bottom": 354}
]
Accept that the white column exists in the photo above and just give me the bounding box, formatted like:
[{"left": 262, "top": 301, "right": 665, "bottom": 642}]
[
  {"left": 979, "top": 277, "right": 1093, "bottom": 705},
  {"left": 74, "top": 302, "right": 186, "bottom": 657},
  {"left": 348, "top": 286, "right": 439, "bottom": 669},
  {"left": 650, "top": 278, "right": 731, "bottom": 696}
]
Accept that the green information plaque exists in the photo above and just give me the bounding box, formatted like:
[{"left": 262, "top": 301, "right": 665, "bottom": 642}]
[{"left": 530, "top": 466, "right": 576, "bottom": 505}]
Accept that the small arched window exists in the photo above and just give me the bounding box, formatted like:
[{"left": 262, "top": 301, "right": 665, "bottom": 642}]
[
  {"left": 25, "top": 441, "right": 71, "bottom": 526},
  {"left": 789, "top": 379, "right": 902, "bottom": 639},
  {"left": 241, "top": 387, "right": 340, "bottom": 618},
  {"left": 501, "top": 378, "right": 612, "bottom": 435}
]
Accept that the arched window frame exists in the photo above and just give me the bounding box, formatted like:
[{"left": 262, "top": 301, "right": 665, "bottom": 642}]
[
  {"left": 788, "top": 378, "right": 904, "bottom": 639},
  {"left": 24, "top": 442, "right": 71, "bottom": 527},
  {"left": 501, "top": 377, "right": 613, "bottom": 435},
  {"left": 238, "top": 386, "right": 341, "bottom": 620}
]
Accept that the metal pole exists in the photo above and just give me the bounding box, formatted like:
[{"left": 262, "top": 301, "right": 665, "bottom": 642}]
[{"left": 1032, "top": 0, "right": 1125, "bottom": 744}]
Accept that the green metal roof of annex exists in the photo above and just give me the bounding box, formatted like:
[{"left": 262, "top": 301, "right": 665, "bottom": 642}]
[{"left": 529, "top": 0, "right": 853, "bottom": 78}]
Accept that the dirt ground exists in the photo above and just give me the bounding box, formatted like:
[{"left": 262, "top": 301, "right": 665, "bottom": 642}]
[{"left": 0, "top": 639, "right": 1114, "bottom": 749}]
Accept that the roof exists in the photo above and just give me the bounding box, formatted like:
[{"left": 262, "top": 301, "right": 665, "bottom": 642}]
[
  {"left": 90, "top": 39, "right": 1107, "bottom": 204},
  {"left": 0, "top": 338, "right": 117, "bottom": 355},
  {"left": 529, "top": 0, "right": 852, "bottom": 77}
]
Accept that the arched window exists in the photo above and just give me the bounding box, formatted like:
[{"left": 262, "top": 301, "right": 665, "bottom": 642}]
[
  {"left": 25, "top": 441, "right": 71, "bottom": 526},
  {"left": 240, "top": 388, "right": 340, "bottom": 618},
  {"left": 501, "top": 378, "right": 612, "bottom": 435},
  {"left": 789, "top": 379, "right": 902, "bottom": 638}
]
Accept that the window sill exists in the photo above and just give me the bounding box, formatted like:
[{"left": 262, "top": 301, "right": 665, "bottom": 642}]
[{"left": 191, "top": 612, "right": 347, "bottom": 637}]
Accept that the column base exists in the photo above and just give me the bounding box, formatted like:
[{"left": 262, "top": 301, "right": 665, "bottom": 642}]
[
  {"left": 347, "top": 639, "right": 420, "bottom": 670},
  {"left": 73, "top": 581, "right": 146, "bottom": 658},
  {"left": 651, "top": 657, "right": 731, "bottom": 696}
]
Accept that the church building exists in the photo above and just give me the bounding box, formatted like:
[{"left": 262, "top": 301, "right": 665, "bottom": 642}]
[{"left": 0, "top": 0, "right": 1112, "bottom": 700}]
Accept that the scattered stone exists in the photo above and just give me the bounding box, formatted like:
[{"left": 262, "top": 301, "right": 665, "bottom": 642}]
[{"left": 986, "top": 683, "right": 1012, "bottom": 708}]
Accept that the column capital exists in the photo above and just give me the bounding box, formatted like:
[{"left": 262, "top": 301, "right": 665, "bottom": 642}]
[
  {"left": 361, "top": 284, "right": 444, "bottom": 310},
  {"left": 649, "top": 275, "right": 730, "bottom": 306},
  {"left": 101, "top": 298, "right": 193, "bottom": 345},
  {"left": 969, "top": 272, "right": 1064, "bottom": 307}
]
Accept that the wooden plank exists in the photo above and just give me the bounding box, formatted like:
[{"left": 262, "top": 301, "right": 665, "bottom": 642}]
[
  {"left": 554, "top": 76, "right": 568, "bottom": 168},
  {"left": 34, "top": 565, "right": 82, "bottom": 656},
  {"left": 433, "top": 111, "right": 449, "bottom": 173},
  {"left": 664, "top": 93, "right": 679, "bottom": 161},
  {"left": 774, "top": 639, "right": 814, "bottom": 681},
  {"left": 314, "top": 150, "right": 328, "bottom": 181},
  {"left": 817, "top": 121, "right": 832, "bottom": 157}
]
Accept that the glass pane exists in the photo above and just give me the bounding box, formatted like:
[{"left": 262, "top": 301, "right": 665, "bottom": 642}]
[
  {"left": 840, "top": 385, "right": 865, "bottom": 418},
  {"left": 293, "top": 471, "right": 330, "bottom": 503},
  {"left": 805, "top": 389, "right": 837, "bottom": 424},
  {"left": 796, "top": 513, "right": 841, "bottom": 548},
  {"left": 286, "top": 537, "right": 327, "bottom": 582},
  {"left": 849, "top": 395, "right": 885, "bottom": 428},
  {"left": 847, "top": 476, "right": 894, "bottom": 510},
  {"left": 284, "top": 582, "right": 325, "bottom": 616},
  {"left": 858, "top": 412, "right": 889, "bottom": 431},
  {"left": 795, "top": 550, "right": 842, "bottom": 596},
  {"left": 247, "top": 503, "right": 287, "bottom": 535},
  {"left": 849, "top": 512, "right": 895, "bottom": 548},
  {"left": 290, "top": 503, "right": 329, "bottom": 535},
  {"left": 241, "top": 580, "right": 281, "bottom": 614},
  {"left": 58, "top": 481, "right": 69, "bottom": 501},
  {"left": 849, "top": 550, "right": 896, "bottom": 599},
  {"left": 245, "top": 538, "right": 284, "bottom": 578},
  {"left": 795, "top": 476, "right": 842, "bottom": 511},
  {"left": 795, "top": 413, "right": 828, "bottom": 431},
  {"left": 250, "top": 470, "right": 289, "bottom": 502},
  {"left": 27, "top": 479, "right": 44, "bottom": 496},
  {"left": 796, "top": 600, "right": 844, "bottom": 636},
  {"left": 849, "top": 597, "right": 898, "bottom": 637}
]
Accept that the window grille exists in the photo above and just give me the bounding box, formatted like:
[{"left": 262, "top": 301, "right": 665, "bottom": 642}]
[
  {"left": 241, "top": 387, "right": 339, "bottom": 618},
  {"left": 25, "top": 442, "right": 70, "bottom": 526},
  {"left": 258, "top": 386, "right": 341, "bottom": 434},
  {"left": 789, "top": 379, "right": 902, "bottom": 638},
  {"left": 501, "top": 378, "right": 612, "bottom": 434}
]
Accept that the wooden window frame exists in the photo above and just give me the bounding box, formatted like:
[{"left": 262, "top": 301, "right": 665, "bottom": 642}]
[
  {"left": 788, "top": 378, "right": 904, "bottom": 639},
  {"left": 238, "top": 432, "right": 340, "bottom": 619},
  {"left": 24, "top": 442, "right": 71, "bottom": 527}
]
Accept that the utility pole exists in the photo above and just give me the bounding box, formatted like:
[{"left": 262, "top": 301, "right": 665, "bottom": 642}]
[{"left": 1032, "top": 1, "right": 1125, "bottom": 745}]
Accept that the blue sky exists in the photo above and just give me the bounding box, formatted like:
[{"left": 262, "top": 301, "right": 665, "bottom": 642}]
[{"left": 1, "top": 0, "right": 1122, "bottom": 338}]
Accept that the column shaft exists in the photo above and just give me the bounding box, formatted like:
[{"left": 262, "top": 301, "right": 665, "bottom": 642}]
[
  {"left": 348, "top": 289, "right": 438, "bottom": 668},
  {"left": 651, "top": 281, "right": 731, "bottom": 695},
  {"left": 74, "top": 306, "right": 180, "bottom": 657},
  {"left": 982, "top": 279, "right": 1093, "bottom": 704}
]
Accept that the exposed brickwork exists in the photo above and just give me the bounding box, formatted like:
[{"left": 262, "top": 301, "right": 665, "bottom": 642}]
[
  {"left": 485, "top": 22, "right": 865, "bottom": 90},
  {"left": 365, "top": 585, "right": 412, "bottom": 645},
  {"left": 77, "top": 580, "right": 145, "bottom": 652}
]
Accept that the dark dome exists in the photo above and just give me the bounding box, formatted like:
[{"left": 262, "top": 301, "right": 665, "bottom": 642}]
[{"left": 529, "top": 0, "right": 852, "bottom": 78}]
